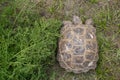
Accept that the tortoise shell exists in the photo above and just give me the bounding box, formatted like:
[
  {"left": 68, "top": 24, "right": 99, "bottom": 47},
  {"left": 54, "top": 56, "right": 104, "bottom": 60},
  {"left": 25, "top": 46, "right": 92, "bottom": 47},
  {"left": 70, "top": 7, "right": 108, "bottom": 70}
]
[{"left": 57, "top": 16, "right": 99, "bottom": 73}]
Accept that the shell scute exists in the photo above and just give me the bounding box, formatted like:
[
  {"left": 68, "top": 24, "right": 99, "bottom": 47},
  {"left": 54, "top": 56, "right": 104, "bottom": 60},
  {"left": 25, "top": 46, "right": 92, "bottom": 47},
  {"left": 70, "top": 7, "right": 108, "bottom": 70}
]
[{"left": 58, "top": 16, "right": 98, "bottom": 73}]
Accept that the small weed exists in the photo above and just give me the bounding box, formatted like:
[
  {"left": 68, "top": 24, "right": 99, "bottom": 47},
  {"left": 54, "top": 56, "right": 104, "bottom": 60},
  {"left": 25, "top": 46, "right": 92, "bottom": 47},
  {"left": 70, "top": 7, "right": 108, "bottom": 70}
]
[{"left": 117, "top": 49, "right": 120, "bottom": 60}]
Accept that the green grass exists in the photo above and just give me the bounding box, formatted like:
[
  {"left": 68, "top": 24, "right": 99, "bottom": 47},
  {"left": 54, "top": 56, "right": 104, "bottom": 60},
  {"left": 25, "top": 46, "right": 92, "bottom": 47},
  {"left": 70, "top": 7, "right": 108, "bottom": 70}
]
[
  {"left": 0, "top": 0, "right": 120, "bottom": 80},
  {"left": 0, "top": 1, "right": 61, "bottom": 80},
  {"left": 89, "top": 0, "right": 98, "bottom": 3}
]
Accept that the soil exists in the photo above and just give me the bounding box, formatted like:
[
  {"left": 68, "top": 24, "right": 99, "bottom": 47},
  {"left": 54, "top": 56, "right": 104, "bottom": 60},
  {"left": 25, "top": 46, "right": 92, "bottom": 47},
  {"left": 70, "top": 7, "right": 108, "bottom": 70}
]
[{"left": 32, "top": 0, "right": 120, "bottom": 80}]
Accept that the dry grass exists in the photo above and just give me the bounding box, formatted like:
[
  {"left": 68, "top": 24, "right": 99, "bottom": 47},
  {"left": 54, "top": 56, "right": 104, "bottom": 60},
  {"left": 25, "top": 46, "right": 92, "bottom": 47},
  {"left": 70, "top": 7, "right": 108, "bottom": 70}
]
[
  {"left": 39, "top": 0, "right": 120, "bottom": 80},
  {"left": 0, "top": 0, "right": 120, "bottom": 80}
]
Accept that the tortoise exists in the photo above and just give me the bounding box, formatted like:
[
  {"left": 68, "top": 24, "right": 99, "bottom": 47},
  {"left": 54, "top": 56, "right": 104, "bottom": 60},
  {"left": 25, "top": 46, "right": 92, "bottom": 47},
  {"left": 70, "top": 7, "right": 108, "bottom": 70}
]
[{"left": 57, "top": 16, "right": 99, "bottom": 73}]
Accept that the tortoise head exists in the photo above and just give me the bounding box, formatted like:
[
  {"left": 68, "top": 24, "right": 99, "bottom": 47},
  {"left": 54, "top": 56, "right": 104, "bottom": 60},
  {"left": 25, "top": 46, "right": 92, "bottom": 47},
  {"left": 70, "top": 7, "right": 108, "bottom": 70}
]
[
  {"left": 73, "top": 15, "right": 93, "bottom": 25},
  {"left": 72, "top": 15, "right": 82, "bottom": 25}
]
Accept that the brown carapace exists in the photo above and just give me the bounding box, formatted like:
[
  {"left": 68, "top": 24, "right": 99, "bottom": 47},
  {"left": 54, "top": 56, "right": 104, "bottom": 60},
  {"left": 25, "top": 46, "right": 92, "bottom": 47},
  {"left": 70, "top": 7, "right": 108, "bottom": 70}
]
[{"left": 57, "top": 16, "right": 99, "bottom": 73}]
